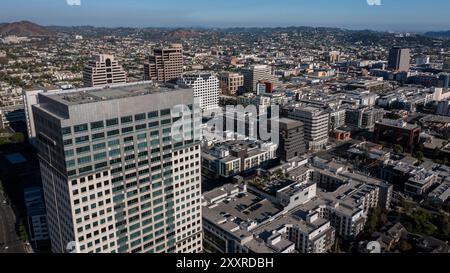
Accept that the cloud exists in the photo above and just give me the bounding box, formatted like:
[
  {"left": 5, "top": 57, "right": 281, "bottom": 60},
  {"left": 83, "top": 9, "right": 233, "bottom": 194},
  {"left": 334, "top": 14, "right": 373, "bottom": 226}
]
[
  {"left": 366, "top": 0, "right": 382, "bottom": 6},
  {"left": 66, "top": 0, "right": 81, "bottom": 6}
]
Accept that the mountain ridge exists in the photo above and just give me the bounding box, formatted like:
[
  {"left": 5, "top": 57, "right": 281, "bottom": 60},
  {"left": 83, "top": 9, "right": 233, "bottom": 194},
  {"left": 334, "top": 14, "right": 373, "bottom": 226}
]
[{"left": 0, "top": 21, "right": 55, "bottom": 37}]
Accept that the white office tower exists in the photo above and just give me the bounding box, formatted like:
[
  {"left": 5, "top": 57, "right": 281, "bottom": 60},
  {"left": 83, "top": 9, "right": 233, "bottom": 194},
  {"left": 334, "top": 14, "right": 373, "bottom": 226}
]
[
  {"left": 32, "top": 82, "right": 203, "bottom": 253},
  {"left": 24, "top": 89, "right": 72, "bottom": 147},
  {"left": 178, "top": 71, "right": 219, "bottom": 113},
  {"left": 83, "top": 54, "right": 127, "bottom": 87}
]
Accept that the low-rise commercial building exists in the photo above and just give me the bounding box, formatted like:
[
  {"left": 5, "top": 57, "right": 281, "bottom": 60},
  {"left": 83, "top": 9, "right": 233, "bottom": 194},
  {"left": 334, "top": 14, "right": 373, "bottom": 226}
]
[{"left": 202, "top": 140, "right": 278, "bottom": 179}]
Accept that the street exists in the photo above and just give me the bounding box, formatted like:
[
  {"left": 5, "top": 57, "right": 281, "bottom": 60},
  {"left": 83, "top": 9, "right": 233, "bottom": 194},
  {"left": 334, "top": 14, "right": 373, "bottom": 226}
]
[{"left": 0, "top": 192, "right": 27, "bottom": 253}]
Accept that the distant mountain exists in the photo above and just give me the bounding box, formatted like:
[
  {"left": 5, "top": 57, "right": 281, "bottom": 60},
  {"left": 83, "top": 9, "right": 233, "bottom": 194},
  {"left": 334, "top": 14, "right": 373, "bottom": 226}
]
[
  {"left": 165, "top": 29, "right": 202, "bottom": 39},
  {"left": 424, "top": 31, "right": 450, "bottom": 39},
  {"left": 0, "top": 21, "right": 54, "bottom": 37}
]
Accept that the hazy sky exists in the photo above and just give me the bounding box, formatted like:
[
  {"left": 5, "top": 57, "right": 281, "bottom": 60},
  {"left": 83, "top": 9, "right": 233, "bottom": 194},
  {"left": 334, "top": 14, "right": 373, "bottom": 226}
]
[{"left": 1, "top": 0, "right": 450, "bottom": 31}]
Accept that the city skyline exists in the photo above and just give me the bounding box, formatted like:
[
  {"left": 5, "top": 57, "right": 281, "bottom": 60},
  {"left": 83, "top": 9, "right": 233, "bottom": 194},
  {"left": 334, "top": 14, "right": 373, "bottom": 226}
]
[
  {"left": 2, "top": 0, "right": 450, "bottom": 258},
  {"left": 1, "top": 0, "right": 450, "bottom": 32}
]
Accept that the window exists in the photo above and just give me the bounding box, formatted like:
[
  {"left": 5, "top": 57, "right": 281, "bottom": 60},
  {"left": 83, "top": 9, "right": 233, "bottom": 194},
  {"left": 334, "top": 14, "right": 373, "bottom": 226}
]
[
  {"left": 149, "top": 121, "right": 159, "bottom": 128},
  {"left": 121, "top": 116, "right": 133, "bottom": 124},
  {"left": 135, "top": 113, "right": 146, "bottom": 121},
  {"left": 78, "top": 156, "right": 92, "bottom": 165},
  {"left": 74, "top": 124, "right": 88, "bottom": 133},
  {"left": 138, "top": 142, "right": 147, "bottom": 149},
  {"left": 151, "top": 139, "right": 160, "bottom": 146},
  {"left": 94, "top": 152, "right": 107, "bottom": 161},
  {"left": 108, "top": 139, "right": 120, "bottom": 146},
  {"left": 90, "top": 121, "right": 104, "bottom": 130},
  {"left": 93, "top": 143, "right": 106, "bottom": 151},
  {"left": 76, "top": 146, "right": 90, "bottom": 154},
  {"left": 79, "top": 166, "right": 92, "bottom": 173},
  {"left": 106, "top": 118, "right": 119, "bottom": 127},
  {"left": 107, "top": 130, "right": 120, "bottom": 137},
  {"left": 122, "top": 127, "right": 134, "bottom": 134},
  {"left": 160, "top": 109, "right": 170, "bottom": 116},
  {"left": 66, "top": 160, "right": 75, "bottom": 168},
  {"left": 62, "top": 127, "right": 72, "bottom": 135},
  {"left": 109, "top": 149, "right": 120, "bottom": 157},
  {"left": 148, "top": 111, "right": 158, "bottom": 119},
  {"left": 92, "top": 132, "right": 105, "bottom": 140},
  {"left": 135, "top": 124, "right": 147, "bottom": 131},
  {"left": 63, "top": 139, "right": 73, "bottom": 146},
  {"left": 161, "top": 119, "right": 171, "bottom": 125},
  {"left": 76, "top": 136, "right": 90, "bottom": 144}
]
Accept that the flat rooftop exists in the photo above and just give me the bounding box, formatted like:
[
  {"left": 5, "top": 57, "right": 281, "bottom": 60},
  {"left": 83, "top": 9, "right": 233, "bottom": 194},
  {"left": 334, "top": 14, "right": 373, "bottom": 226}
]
[
  {"left": 279, "top": 118, "right": 303, "bottom": 130},
  {"left": 44, "top": 82, "right": 190, "bottom": 106},
  {"left": 203, "top": 190, "right": 283, "bottom": 240}
]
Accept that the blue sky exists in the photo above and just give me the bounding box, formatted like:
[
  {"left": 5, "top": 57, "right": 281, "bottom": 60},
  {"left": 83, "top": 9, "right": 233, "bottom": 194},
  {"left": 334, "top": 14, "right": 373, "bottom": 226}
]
[{"left": 1, "top": 0, "right": 449, "bottom": 31}]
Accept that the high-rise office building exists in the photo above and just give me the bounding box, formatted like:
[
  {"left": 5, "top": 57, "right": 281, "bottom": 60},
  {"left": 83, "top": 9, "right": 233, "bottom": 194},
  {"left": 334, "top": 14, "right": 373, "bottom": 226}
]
[
  {"left": 218, "top": 72, "right": 244, "bottom": 96},
  {"left": 388, "top": 47, "right": 411, "bottom": 72},
  {"left": 24, "top": 88, "right": 73, "bottom": 147},
  {"left": 178, "top": 71, "right": 219, "bottom": 113},
  {"left": 242, "top": 65, "right": 278, "bottom": 93},
  {"left": 286, "top": 106, "right": 329, "bottom": 152},
  {"left": 144, "top": 44, "right": 183, "bottom": 83},
  {"left": 83, "top": 54, "right": 127, "bottom": 87},
  {"left": 278, "top": 118, "right": 306, "bottom": 162},
  {"left": 32, "top": 82, "right": 203, "bottom": 253}
]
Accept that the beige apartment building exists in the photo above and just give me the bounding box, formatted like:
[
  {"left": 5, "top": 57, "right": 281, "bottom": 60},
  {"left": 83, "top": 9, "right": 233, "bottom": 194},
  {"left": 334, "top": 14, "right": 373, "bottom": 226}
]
[{"left": 219, "top": 72, "right": 244, "bottom": 96}]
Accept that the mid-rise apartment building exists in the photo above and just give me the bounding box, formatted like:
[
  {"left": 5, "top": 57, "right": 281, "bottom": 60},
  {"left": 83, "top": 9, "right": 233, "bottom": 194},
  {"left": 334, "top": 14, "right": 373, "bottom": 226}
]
[
  {"left": 286, "top": 106, "right": 329, "bottom": 152},
  {"left": 242, "top": 65, "right": 279, "bottom": 93},
  {"left": 202, "top": 181, "right": 335, "bottom": 253},
  {"left": 202, "top": 140, "right": 278, "bottom": 179},
  {"left": 306, "top": 157, "right": 393, "bottom": 237},
  {"left": 345, "top": 107, "right": 384, "bottom": 130},
  {"left": 278, "top": 118, "right": 306, "bottom": 162},
  {"left": 219, "top": 72, "right": 245, "bottom": 96}
]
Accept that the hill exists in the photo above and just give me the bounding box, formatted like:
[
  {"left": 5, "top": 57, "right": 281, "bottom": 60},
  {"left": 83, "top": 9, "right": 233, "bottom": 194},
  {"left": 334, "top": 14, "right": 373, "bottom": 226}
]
[{"left": 0, "top": 21, "right": 54, "bottom": 37}]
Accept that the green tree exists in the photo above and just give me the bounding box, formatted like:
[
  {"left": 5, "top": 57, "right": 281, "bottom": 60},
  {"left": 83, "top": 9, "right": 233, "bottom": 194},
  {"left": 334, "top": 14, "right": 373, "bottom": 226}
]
[
  {"left": 18, "top": 221, "right": 28, "bottom": 243},
  {"left": 401, "top": 199, "right": 414, "bottom": 214},
  {"left": 409, "top": 210, "right": 437, "bottom": 236},
  {"left": 435, "top": 214, "right": 450, "bottom": 240},
  {"left": 11, "top": 132, "right": 24, "bottom": 143},
  {"left": 414, "top": 151, "right": 424, "bottom": 162},
  {"left": 393, "top": 144, "right": 404, "bottom": 155}
]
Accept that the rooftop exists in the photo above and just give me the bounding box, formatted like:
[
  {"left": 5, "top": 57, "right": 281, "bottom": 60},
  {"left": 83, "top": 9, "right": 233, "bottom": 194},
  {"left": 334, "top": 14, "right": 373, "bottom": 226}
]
[
  {"left": 376, "top": 119, "right": 419, "bottom": 130},
  {"left": 43, "top": 82, "right": 190, "bottom": 106}
]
